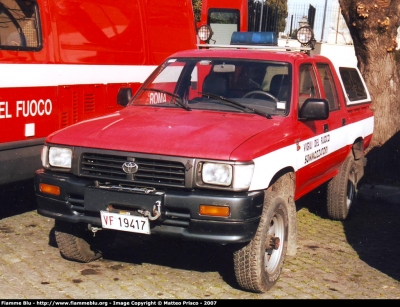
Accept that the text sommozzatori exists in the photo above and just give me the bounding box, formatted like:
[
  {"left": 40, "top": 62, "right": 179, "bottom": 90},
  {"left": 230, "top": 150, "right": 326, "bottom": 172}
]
[{"left": 303, "top": 134, "right": 330, "bottom": 164}]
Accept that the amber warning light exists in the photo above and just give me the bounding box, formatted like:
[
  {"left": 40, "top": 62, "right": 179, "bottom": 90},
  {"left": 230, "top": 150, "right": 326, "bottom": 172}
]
[
  {"left": 39, "top": 183, "right": 61, "bottom": 196},
  {"left": 199, "top": 205, "right": 230, "bottom": 217}
]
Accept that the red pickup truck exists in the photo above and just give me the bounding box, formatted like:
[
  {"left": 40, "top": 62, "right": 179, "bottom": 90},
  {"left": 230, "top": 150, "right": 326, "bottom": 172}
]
[{"left": 34, "top": 30, "right": 373, "bottom": 293}]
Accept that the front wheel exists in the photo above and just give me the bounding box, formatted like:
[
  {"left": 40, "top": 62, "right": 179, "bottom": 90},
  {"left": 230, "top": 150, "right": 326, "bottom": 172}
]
[
  {"left": 54, "top": 220, "right": 115, "bottom": 263},
  {"left": 326, "top": 154, "right": 357, "bottom": 220},
  {"left": 233, "top": 191, "right": 288, "bottom": 293}
]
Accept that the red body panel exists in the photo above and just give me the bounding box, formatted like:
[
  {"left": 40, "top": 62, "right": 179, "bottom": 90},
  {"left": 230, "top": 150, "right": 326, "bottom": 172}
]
[
  {"left": 47, "top": 106, "right": 285, "bottom": 161},
  {"left": 1, "top": 0, "right": 197, "bottom": 65}
]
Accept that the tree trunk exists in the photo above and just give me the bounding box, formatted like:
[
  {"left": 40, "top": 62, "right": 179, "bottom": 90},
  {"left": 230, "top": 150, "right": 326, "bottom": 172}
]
[{"left": 339, "top": 0, "right": 400, "bottom": 184}]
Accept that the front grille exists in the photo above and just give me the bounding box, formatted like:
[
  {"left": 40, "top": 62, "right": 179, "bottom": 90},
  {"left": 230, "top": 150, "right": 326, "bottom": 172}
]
[{"left": 80, "top": 153, "right": 186, "bottom": 188}]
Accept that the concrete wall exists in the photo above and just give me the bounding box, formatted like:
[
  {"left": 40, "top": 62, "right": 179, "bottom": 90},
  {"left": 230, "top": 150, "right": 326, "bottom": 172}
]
[
  {"left": 278, "top": 38, "right": 357, "bottom": 67},
  {"left": 312, "top": 42, "right": 357, "bottom": 67}
]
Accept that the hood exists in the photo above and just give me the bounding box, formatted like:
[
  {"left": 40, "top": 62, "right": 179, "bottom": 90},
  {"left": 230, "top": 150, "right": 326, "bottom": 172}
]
[{"left": 47, "top": 106, "right": 284, "bottom": 160}]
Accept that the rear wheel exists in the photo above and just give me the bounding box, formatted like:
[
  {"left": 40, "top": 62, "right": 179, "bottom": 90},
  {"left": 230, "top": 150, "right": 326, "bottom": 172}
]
[
  {"left": 233, "top": 191, "right": 288, "bottom": 293},
  {"left": 55, "top": 220, "right": 115, "bottom": 263},
  {"left": 327, "top": 154, "right": 357, "bottom": 220}
]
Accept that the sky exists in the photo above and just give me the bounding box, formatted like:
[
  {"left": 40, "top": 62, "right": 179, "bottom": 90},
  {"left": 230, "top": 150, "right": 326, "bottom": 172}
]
[
  {"left": 288, "top": 0, "right": 335, "bottom": 7},
  {"left": 286, "top": 0, "right": 340, "bottom": 43}
]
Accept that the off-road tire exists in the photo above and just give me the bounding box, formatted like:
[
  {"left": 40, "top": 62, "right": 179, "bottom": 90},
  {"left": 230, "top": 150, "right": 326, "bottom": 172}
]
[
  {"left": 233, "top": 191, "right": 288, "bottom": 293},
  {"left": 327, "top": 154, "right": 356, "bottom": 220},
  {"left": 55, "top": 220, "right": 114, "bottom": 263},
  {"left": 271, "top": 172, "right": 297, "bottom": 256}
]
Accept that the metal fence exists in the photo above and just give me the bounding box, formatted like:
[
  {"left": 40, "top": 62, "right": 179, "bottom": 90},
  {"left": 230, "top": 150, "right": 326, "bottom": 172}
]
[{"left": 285, "top": 2, "right": 352, "bottom": 44}]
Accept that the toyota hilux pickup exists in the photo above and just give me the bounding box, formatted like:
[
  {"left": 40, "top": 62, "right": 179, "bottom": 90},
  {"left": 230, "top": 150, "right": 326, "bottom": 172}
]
[{"left": 34, "top": 29, "right": 373, "bottom": 293}]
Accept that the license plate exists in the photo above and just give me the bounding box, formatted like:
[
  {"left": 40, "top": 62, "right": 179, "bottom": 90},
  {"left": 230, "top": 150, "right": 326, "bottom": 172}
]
[{"left": 100, "top": 211, "right": 150, "bottom": 234}]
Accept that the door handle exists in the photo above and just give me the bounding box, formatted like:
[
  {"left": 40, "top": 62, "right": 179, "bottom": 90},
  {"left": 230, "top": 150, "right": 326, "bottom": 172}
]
[{"left": 323, "top": 123, "right": 329, "bottom": 133}]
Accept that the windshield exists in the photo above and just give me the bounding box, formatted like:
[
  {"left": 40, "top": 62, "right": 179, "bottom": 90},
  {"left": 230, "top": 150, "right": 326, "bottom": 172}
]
[{"left": 130, "top": 58, "right": 292, "bottom": 117}]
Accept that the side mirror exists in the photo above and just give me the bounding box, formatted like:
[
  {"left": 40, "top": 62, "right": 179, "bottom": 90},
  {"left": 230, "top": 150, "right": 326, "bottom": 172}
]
[
  {"left": 299, "top": 98, "right": 329, "bottom": 120},
  {"left": 117, "top": 88, "right": 132, "bottom": 107}
]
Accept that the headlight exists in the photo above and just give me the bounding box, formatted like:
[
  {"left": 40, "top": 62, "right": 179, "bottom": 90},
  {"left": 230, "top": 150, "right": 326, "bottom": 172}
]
[
  {"left": 201, "top": 162, "right": 254, "bottom": 190},
  {"left": 202, "top": 163, "right": 232, "bottom": 186},
  {"left": 48, "top": 147, "right": 72, "bottom": 168}
]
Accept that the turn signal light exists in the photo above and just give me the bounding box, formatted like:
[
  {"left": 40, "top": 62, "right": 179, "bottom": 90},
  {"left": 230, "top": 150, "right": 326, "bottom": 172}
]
[
  {"left": 199, "top": 205, "right": 230, "bottom": 217},
  {"left": 39, "top": 183, "right": 60, "bottom": 196}
]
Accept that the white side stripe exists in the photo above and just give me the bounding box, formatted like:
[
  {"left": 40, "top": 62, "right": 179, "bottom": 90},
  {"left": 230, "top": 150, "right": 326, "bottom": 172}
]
[
  {"left": 250, "top": 116, "right": 374, "bottom": 191},
  {"left": 0, "top": 64, "right": 157, "bottom": 88}
]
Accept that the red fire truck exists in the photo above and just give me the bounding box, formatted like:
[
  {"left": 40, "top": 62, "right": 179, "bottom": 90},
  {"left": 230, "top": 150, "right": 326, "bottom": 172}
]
[
  {"left": 34, "top": 26, "right": 373, "bottom": 292},
  {"left": 0, "top": 0, "right": 197, "bottom": 185}
]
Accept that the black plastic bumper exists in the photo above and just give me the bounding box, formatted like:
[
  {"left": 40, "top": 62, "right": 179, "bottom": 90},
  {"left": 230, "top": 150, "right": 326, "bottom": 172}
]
[{"left": 34, "top": 169, "right": 265, "bottom": 244}]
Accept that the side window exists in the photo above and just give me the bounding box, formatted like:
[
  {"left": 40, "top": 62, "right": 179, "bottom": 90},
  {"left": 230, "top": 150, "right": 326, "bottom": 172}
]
[
  {"left": 317, "top": 63, "right": 340, "bottom": 110},
  {"left": 0, "top": 0, "right": 41, "bottom": 50},
  {"left": 298, "top": 64, "right": 320, "bottom": 110},
  {"left": 339, "top": 67, "right": 368, "bottom": 103}
]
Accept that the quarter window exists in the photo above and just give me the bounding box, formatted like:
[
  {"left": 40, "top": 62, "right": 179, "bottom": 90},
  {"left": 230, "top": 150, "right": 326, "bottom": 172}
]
[{"left": 339, "top": 67, "right": 368, "bottom": 103}]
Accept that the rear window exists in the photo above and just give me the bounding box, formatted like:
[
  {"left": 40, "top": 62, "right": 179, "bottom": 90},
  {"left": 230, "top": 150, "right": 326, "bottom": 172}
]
[
  {"left": 338, "top": 67, "right": 369, "bottom": 105},
  {"left": 208, "top": 9, "right": 240, "bottom": 45}
]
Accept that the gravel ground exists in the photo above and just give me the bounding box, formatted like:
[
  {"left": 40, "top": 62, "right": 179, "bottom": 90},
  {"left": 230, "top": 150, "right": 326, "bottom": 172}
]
[{"left": 0, "top": 180, "right": 399, "bottom": 299}]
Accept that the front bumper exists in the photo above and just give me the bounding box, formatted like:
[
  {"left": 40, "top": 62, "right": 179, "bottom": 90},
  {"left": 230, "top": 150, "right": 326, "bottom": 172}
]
[{"left": 34, "top": 169, "right": 264, "bottom": 244}]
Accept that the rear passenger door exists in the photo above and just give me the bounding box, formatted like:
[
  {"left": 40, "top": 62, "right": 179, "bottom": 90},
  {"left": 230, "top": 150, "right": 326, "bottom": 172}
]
[
  {"left": 316, "top": 62, "right": 350, "bottom": 174},
  {"left": 295, "top": 62, "right": 331, "bottom": 198}
]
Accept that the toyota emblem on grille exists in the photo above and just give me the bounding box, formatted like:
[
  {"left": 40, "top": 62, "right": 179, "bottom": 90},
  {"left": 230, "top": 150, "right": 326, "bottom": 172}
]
[{"left": 122, "top": 162, "right": 138, "bottom": 174}]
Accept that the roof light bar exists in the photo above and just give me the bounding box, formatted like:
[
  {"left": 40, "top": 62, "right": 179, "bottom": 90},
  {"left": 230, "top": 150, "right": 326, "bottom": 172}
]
[
  {"left": 197, "top": 44, "right": 311, "bottom": 52},
  {"left": 230, "top": 31, "right": 278, "bottom": 46}
]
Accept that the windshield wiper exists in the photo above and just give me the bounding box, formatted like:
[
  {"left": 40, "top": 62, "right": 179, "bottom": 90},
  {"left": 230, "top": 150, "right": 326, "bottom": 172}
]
[
  {"left": 142, "top": 88, "right": 191, "bottom": 111},
  {"left": 198, "top": 92, "right": 272, "bottom": 119}
]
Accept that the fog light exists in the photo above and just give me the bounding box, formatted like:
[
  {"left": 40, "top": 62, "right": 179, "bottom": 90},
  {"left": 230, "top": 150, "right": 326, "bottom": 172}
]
[
  {"left": 197, "top": 25, "right": 213, "bottom": 42},
  {"left": 199, "top": 205, "right": 230, "bottom": 217},
  {"left": 39, "top": 183, "right": 60, "bottom": 196}
]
